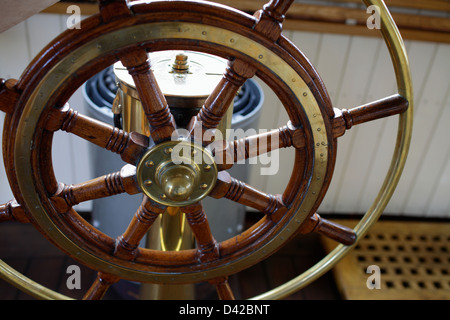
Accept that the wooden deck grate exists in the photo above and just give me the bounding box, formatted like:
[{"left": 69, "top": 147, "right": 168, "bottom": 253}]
[{"left": 321, "top": 219, "right": 450, "bottom": 300}]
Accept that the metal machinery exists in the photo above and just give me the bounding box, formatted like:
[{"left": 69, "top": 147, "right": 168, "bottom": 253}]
[{"left": 0, "top": 0, "right": 412, "bottom": 300}]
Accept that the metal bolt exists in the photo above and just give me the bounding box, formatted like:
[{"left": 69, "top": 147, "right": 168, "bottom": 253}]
[
  {"left": 144, "top": 180, "right": 153, "bottom": 186},
  {"left": 160, "top": 194, "right": 167, "bottom": 200},
  {"left": 146, "top": 160, "right": 154, "bottom": 167},
  {"left": 172, "top": 53, "right": 189, "bottom": 74},
  {"left": 200, "top": 184, "right": 208, "bottom": 190}
]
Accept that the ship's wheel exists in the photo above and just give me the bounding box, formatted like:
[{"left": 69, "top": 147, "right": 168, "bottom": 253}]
[{"left": 0, "top": 0, "right": 412, "bottom": 300}]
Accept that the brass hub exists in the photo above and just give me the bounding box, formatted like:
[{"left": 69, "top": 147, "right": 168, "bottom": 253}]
[{"left": 136, "top": 140, "right": 218, "bottom": 206}]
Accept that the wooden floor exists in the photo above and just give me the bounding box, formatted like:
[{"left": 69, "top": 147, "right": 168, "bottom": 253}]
[
  {"left": 322, "top": 219, "right": 450, "bottom": 300},
  {"left": 0, "top": 213, "right": 340, "bottom": 300}
]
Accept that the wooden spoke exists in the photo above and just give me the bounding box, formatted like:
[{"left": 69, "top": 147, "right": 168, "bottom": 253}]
[
  {"left": 300, "top": 212, "right": 356, "bottom": 246},
  {"left": 254, "top": 0, "right": 295, "bottom": 40},
  {"left": 182, "top": 202, "right": 219, "bottom": 262},
  {"left": 209, "top": 276, "right": 235, "bottom": 300},
  {"left": 0, "top": 200, "right": 29, "bottom": 223},
  {"left": 0, "top": 78, "right": 19, "bottom": 114},
  {"left": 114, "top": 197, "right": 165, "bottom": 260},
  {"left": 262, "top": 0, "right": 295, "bottom": 17},
  {"left": 46, "top": 104, "right": 149, "bottom": 164},
  {"left": 212, "top": 123, "right": 305, "bottom": 171},
  {"left": 209, "top": 171, "right": 287, "bottom": 222},
  {"left": 50, "top": 164, "right": 140, "bottom": 213},
  {"left": 333, "top": 94, "right": 409, "bottom": 138},
  {"left": 98, "top": 0, "right": 130, "bottom": 22},
  {"left": 120, "top": 48, "right": 176, "bottom": 143},
  {"left": 190, "top": 59, "right": 256, "bottom": 145},
  {"left": 83, "top": 272, "right": 120, "bottom": 300}
]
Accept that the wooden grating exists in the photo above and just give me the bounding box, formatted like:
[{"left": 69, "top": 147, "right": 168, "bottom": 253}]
[{"left": 321, "top": 219, "right": 450, "bottom": 300}]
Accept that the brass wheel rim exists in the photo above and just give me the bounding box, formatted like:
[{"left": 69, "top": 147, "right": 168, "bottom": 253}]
[{"left": 11, "top": 23, "right": 329, "bottom": 284}]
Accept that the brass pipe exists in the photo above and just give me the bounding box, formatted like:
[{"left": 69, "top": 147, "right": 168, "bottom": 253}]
[{"left": 139, "top": 208, "right": 196, "bottom": 300}]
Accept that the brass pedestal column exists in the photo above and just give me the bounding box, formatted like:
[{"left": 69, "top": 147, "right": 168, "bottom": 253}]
[{"left": 141, "top": 210, "right": 196, "bottom": 300}]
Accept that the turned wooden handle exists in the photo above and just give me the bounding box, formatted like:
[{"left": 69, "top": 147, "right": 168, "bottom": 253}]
[
  {"left": 333, "top": 94, "right": 409, "bottom": 138},
  {"left": 0, "top": 200, "right": 29, "bottom": 223},
  {"left": 46, "top": 104, "right": 149, "bottom": 164},
  {"left": 0, "top": 78, "right": 19, "bottom": 114},
  {"left": 310, "top": 213, "right": 356, "bottom": 245},
  {"left": 120, "top": 49, "right": 176, "bottom": 143},
  {"left": 209, "top": 277, "right": 235, "bottom": 300},
  {"left": 83, "top": 272, "right": 119, "bottom": 300},
  {"left": 209, "top": 171, "right": 287, "bottom": 221},
  {"left": 191, "top": 59, "right": 256, "bottom": 145},
  {"left": 342, "top": 94, "right": 408, "bottom": 129},
  {"left": 114, "top": 197, "right": 165, "bottom": 260},
  {"left": 263, "top": 0, "right": 295, "bottom": 20},
  {"left": 182, "top": 202, "right": 219, "bottom": 262},
  {"left": 254, "top": 0, "right": 295, "bottom": 40},
  {"left": 213, "top": 123, "right": 305, "bottom": 170}
]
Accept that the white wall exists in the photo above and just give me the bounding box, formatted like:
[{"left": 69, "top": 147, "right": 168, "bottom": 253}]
[
  {"left": 253, "top": 30, "right": 450, "bottom": 219},
  {"left": 0, "top": 13, "right": 92, "bottom": 211},
  {"left": 0, "top": 12, "right": 449, "bottom": 218}
]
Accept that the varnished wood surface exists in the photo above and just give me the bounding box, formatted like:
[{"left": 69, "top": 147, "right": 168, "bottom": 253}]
[{"left": 0, "top": 214, "right": 340, "bottom": 300}]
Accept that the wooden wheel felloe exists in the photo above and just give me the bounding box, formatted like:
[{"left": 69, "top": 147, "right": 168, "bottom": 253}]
[{"left": 0, "top": 0, "right": 412, "bottom": 300}]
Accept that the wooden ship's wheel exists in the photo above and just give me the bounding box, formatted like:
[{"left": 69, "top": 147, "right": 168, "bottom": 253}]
[{"left": 0, "top": 0, "right": 412, "bottom": 300}]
